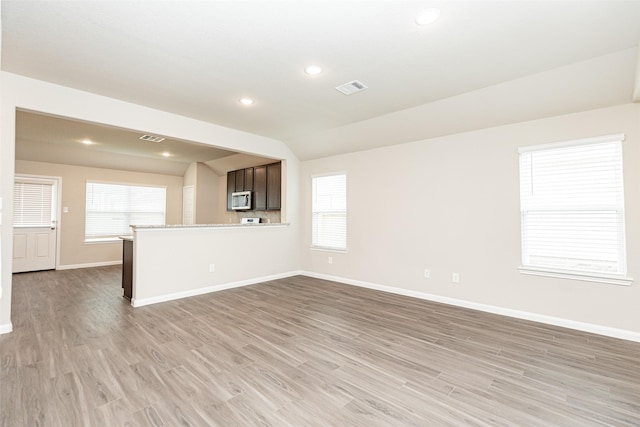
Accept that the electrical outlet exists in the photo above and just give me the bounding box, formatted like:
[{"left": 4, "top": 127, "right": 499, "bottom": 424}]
[
  {"left": 424, "top": 269, "right": 430, "bottom": 278},
  {"left": 209, "top": 263, "right": 216, "bottom": 273},
  {"left": 328, "top": 256, "right": 333, "bottom": 264},
  {"left": 452, "top": 273, "right": 460, "bottom": 283}
]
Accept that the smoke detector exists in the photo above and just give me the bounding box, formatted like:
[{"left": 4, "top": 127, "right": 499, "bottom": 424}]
[
  {"left": 335, "top": 80, "right": 368, "bottom": 96},
  {"left": 139, "top": 134, "right": 165, "bottom": 143}
]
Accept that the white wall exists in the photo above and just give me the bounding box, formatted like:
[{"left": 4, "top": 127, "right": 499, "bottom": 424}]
[
  {"left": 195, "top": 163, "right": 219, "bottom": 224},
  {"left": 132, "top": 225, "right": 297, "bottom": 305},
  {"left": 184, "top": 162, "right": 220, "bottom": 224},
  {"left": 0, "top": 72, "right": 300, "bottom": 332},
  {"left": 15, "top": 160, "right": 184, "bottom": 268},
  {"left": 300, "top": 103, "right": 640, "bottom": 336},
  {"left": 0, "top": 8, "right": 3, "bottom": 312}
]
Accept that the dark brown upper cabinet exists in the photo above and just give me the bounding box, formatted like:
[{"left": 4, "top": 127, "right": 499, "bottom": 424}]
[
  {"left": 266, "top": 162, "right": 281, "bottom": 210},
  {"left": 234, "top": 169, "right": 244, "bottom": 192},
  {"left": 253, "top": 165, "right": 267, "bottom": 211},
  {"left": 226, "top": 170, "right": 236, "bottom": 211},
  {"left": 226, "top": 162, "right": 281, "bottom": 212},
  {"left": 244, "top": 167, "right": 254, "bottom": 192}
]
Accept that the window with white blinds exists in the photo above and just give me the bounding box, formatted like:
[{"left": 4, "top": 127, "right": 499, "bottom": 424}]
[
  {"left": 518, "top": 134, "right": 629, "bottom": 284},
  {"left": 312, "top": 173, "right": 347, "bottom": 251},
  {"left": 13, "top": 178, "right": 54, "bottom": 227},
  {"left": 85, "top": 182, "right": 166, "bottom": 240}
]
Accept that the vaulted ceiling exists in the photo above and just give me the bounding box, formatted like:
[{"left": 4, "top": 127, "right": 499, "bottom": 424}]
[{"left": 3, "top": 1, "right": 640, "bottom": 167}]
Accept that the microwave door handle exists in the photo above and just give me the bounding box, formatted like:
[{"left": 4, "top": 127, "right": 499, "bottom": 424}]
[{"left": 245, "top": 194, "right": 249, "bottom": 204}]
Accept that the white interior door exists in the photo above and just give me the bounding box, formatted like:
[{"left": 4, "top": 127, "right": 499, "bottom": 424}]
[
  {"left": 183, "top": 185, "right": 194, "bottom": 225},
  {"left": 12, "top": 176, "right": 59, "bottom": 273},
  {"left": 13, "top": 227, "right": 57, "bottom": 272}
]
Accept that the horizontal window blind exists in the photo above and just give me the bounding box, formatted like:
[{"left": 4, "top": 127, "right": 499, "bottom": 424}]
[
  {"left": 519, "top": 137, "right": 626, "bottom": 276},
  {"left": 312, "top": 173, "right": 347, "bottom": 250},
  {"left": 13, "top": 180, "right": 54, "bottom": 227},
  {"left": 86, "top": 182, "right": 166, "bottom": 239}
]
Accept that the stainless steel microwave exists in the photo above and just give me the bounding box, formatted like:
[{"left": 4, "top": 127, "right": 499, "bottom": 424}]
[{"left": 231, "top": 191, "right": 252, "bottom": 210}]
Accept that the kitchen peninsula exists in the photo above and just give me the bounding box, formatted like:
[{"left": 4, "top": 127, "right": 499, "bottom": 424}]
[{"left": 121, "top": 221, "right": 293, "bottom": 307}]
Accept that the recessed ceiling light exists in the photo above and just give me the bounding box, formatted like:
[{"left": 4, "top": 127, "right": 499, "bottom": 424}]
[
  {"left": 239, "top": 98, "right": 254, "bottom": 106},
  {"left": 82, "top": 139, "right": 93, "bottom": 145},
  {"left": 305, "top": 65, "right": 323, "bottom": 76},
  {"left": 161, "top": 151, "right": 171, "bottom": 157},
  {"left": 415, "top": 8, "right": 440, "bottom": 26}
]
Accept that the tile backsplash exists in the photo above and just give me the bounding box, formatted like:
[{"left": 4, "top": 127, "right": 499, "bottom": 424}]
[{"left": 219, "top": 210, "right": 281, "bottom": 224}]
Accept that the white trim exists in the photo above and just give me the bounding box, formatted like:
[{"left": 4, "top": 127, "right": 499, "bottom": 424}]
[
  {"left": 84, "top": 237, "right": 123, "bottom": 244},
  {"left": 518, "top": 266, "right": 633, "bottom": 286},
  {"left": 131, "top": 271, "right": 302, "bottom": 307},
  {"left": 310, "top": 170, "right": 348, "bottom": 179},
  {"left": 310, "top": 246, "right": 348, "bottom": 253},
  {"left": 299, "top": 271, "right": 640, "bottom": 343},
  {"left": 56, "top": 260, "right": 122, "bottom": 270},
  {"left": 518, "top": 138, "right": 628, "bottom": 283},
  {"left": 0, "top": 322, "right": 14, "bottom": 335},
  {"left": 14, "top": 173, "right": 63, "bottom": 270},
  {"left": 311, "top": 172, "right": 347, "bottom": 251},
  {"left": 84, "top": 181, "right": 167, "bottom": 240},
  {"left": 518, "top": 133, "right": 625, "bottom": 153},
  {"left": 634, "top": 45, "right": 640, "bottom": 102}
]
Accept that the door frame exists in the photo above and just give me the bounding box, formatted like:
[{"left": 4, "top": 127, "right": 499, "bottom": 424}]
[{"left": 13, "top": 173, "right": 63, "bottom": 270}]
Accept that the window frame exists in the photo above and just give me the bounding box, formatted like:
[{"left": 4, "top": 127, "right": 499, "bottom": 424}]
[
  {"left": 311, "top": 172, "right": 348, "bottom": 252},
  {"left": 84, "top": 180, "right": 167, "bottom": 243},
  {"left": 518, "top": 134, "right": 632, "bottom": 286}
]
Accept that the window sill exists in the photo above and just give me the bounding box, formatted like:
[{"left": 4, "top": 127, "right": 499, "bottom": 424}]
[
  {"left": 518, "top": 266, "right": 633, "bottom": 286},
  {"left": 310, "top": 246, "right": 348, "bottom": 254},
  {"left": 84, "top": 237, "right": 124, "bottom": 244}
]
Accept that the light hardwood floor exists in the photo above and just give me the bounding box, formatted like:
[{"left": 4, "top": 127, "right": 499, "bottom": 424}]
[{"left": 1, "top": 266, "right": 639, "bottom": 426}]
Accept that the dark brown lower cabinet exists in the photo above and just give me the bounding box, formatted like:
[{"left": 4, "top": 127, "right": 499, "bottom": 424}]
[{"left": 122, "top": 239, "right": 133, "bottom": 300}]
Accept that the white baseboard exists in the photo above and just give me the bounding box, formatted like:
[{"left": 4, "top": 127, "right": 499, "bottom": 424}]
[
  {"left": 57, "top": 260, "right": 122, "bottom": 270},
  {"left": 0, "top": 322, "right": 13, "bottom": 335},
  {"left": 300, "top": 271, "right": 640, "bottom": 343},
  {"left": 131, "top": 271, "right": 303, "bottom": 308}
]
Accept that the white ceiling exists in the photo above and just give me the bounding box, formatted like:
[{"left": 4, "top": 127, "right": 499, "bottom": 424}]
[{"left": 3, "top": 1, "right": 640, "bottom": 163}]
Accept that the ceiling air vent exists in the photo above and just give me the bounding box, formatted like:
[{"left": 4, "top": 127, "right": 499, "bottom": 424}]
[
  {"left": 335, "top": 80, "right": 368, "bottom": 96},
  {"left": 139, "top": 134, "right": 165, "bottom": 143}
]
